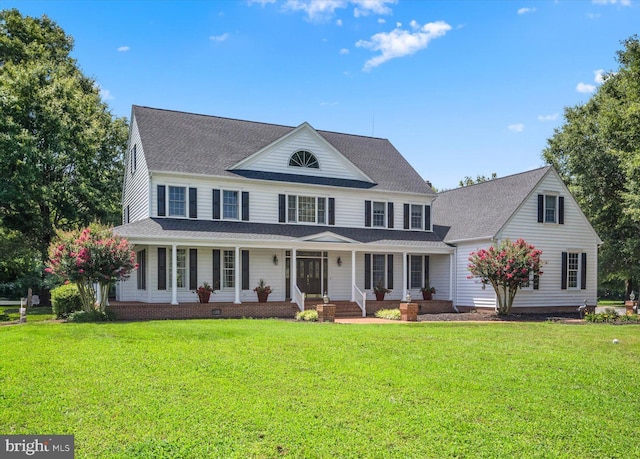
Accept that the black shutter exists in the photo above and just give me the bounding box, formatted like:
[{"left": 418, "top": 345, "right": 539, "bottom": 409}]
[
  {"left": 212, "top": 250, "right": 221, "bottom": 290},
  {"left": 242, "top": 191, "right": 249, "bottom": 221},
  {"left": 581, "top": 252, "right": 587, "bottom": 290},
  {"left": 242, "top": 250, "right": 250, "bottom": 290},
  {"left": 364, "top": 254, "right": 371, "bottom": 290},
  {"left": 213, "top": 189, "right": 220, "bottom": 220},
  {"left": 407, "top": 254, "right": 410, "bottom": 289},
  {"left": 561, "top": 252, "right": 568, "bottom": 290},
  {"left": 328, "top": 198, "right": 335, "bottom": 225},
  {"left": 157, "top": 247, "right": 166, "bottom": 290},
  {"left": 533, "top": 274, "right": 540, "bottom": 290},
  {"left": 157, "top": 185, "right": 166, "bottom": 217},
  {"left": 425, "top": 205, "right": 431, "bottom": 231},
  {"left": 387, "top": 254, "right": 393, "bottom": 290},
  {"left": 537, "top": 194, "right": 544, "bottom": 223},
  {"left": 404, "top": 204, "right": 410, "bottom": 229},
  {"left": 278, "top": 194, "right": 286, "bottom": 223},
  {"left": 559, "top": 196, "right": 565, "bottom": 225},
  {"left": 189, "top": 187, "right": 197, "bottom": 219},
  {"left": 424, "top": 256, "right": 430, "bottom": 286},
  {"left": 189, "top": 249, "right": 198, "bottom": 290},
  {"left": 388, "top": 202, "right": 394, "bottom": 228},
  {"left": 364, "top": 201, "right": 372, "bottom": 227}
]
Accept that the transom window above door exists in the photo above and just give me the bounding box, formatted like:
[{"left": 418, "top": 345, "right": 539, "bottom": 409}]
[{"left": 289, "top": 150, "right": 319, "bottom": 169}]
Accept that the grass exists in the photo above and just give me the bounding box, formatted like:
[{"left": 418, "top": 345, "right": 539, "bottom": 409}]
[
  {"left": 0, "top": 305, "right": 55, "bottom": 322},
  {"left": 1, "top": 320, "right": 639, "bottom": 458}
]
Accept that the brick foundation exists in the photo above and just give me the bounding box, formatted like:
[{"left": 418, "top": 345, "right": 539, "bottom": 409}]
[
  {"left": 107, "top": 301, "right": 300, "bottom": 321},
  {"left": 366, "top": 300, "right": 455, "bottom": 315}
]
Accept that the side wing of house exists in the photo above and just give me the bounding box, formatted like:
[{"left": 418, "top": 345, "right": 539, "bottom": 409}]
[
  {"left": 454, "top": 240, "right": 498, "bottom": 310},
  {"left": 498, "top": 169, "right": 600, "bottom": 310},
  {"left": 121, "top": 115, "right": 150, "bottom": 224}
]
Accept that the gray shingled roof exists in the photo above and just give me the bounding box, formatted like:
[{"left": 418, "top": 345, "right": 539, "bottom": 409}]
[
  {"left": 133, "top": 105, "right": 433, "bottom": 194},
  {"left": 114, "top": 218, "right": 451, "bottom": 249},
  {"left": 432, "top": 167, "right": 551, "bottom": 242}
]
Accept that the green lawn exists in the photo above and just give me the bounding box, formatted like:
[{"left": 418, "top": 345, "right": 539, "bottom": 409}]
[{"left": 1, "top": 320, "right": 639, "bottom": 458}]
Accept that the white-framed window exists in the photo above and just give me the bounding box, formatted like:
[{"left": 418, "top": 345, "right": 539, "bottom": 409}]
[
  {"left": 289, "top": 150, "right": 319, "bottom": 169},
  {"left": 223, "top": 190, "right": 239, "bottom": 220},
  {"left": 168, "top": 186, "right": 186, "bottom": 217},
  {"left": 287, "top": 195, "right": 326, "bottom": 224},
  {"left": 373, "top": 201, "right": 386, "bottom": 228},
  {"left": 169, "top": 249, "right": 186, "bottom": 289},
  {"left": 223, "top": 250, "right": 235, "bottom": 288},
  {"left": 545, "top": 195, "right": 557, "bottom": 223},
  {"left": 410, "top": 204, "right": 423, "bottom": 229},
  {"left": 372, "top": 254, "right": 386, "bottom": 288},
  {"left": 567, "top": 252, "right": 579, "bottom": 289}
]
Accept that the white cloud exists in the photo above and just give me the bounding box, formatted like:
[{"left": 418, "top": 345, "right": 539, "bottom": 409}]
[
  {"left": 538, "top": 113, "right": 559, "bottom": 121},
  {"left": 378, "top": 18, "right": 386, "bottom": 24},
  {"left": 98, "top": 86, "right": 113, "bottom": 101},
  {"left": 209, "top": 33, "right": 229, "bottom": 42},
  {"left": 320, "top": 101, "right": 339, "bottom": 106},
  {"left": 340, "top": 48, "right": 350, "bottom": 54},
  {"left": 592, "top": 0, "right": 631, "bottom": 5},
  {"left": 353, "top": 0, "right": 396, "bottom": 17},
  {"left": 356, "top": 20, "right": 451, "bottom": 71},
  {"left": 594, "top": 68, "right": 606, "bottom": 83},
  {"left": 117, "top": 46, "right": 130, "bottom": 52},
  {"left": 248, "top": 0, "right": 277, "bottom": 4},
  {"left": 576, "top": 82, "right": 596, "bottom": 93},
  {"left": 517, "top": 7, "right": 536, "bottom": 14},
  {"left": 336, "top": 18, "right": 343, "bottom": 25},
  {"left": 508, "top": 123, "right": 524, "bottom": 132},
  {"left": 586, "top": 12, "right": 602, "bottom": 19}
]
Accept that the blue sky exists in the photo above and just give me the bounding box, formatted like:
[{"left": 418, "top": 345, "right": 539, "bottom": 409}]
[{"left": 3, "top": 0, "right": 639, "bottom": 189}]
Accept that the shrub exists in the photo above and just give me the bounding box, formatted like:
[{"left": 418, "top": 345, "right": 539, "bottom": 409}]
[
  {"left": 0, "top": 313, "right": 11, "bottom": 321},
  {"left": 51, "top": 283, "right": 83, "bottom": 318},
  {"left": 296, "top": 310, "right": 318, "bottom": 322},
  {"left": 69, "top": 309, "right": 116, "bottom": 323},
  {"left": 584, "top": 309, "right": 640, "bottom": 324},
  {"left": 375, "top": 308, "right": 401, "bottom": 320}
]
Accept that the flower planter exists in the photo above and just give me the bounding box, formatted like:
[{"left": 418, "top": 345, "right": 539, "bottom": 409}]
[
  {"left": 422, "top": 291, "right": 433, "bottom": 301},
  {"left": 257, "top": 292, "right": 270, "bottom": 303},
  {"left": 375, "top": 292, "right": 386, "bottom": 301},
  {"left": 198, "top": 292, "right": 211, "bottom": 303}
]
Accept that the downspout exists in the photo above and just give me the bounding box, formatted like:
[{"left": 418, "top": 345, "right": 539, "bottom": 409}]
[{"left": 450, "top": 248, "right": 458, "bottom": 312}]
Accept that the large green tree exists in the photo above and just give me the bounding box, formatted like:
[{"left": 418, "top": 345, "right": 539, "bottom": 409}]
[
  {"left": 543, "top": 36, "right": 640, "bottom": 297},
  {"left": 0, "top": 9, "right": 128, "bottom": 294}
]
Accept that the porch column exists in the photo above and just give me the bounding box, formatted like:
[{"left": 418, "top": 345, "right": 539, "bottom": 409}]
[
  {"left": 171, "top": 244, "right": 178, "bottom": 305},
  {"left": 234, "top": 246, "right": 241, "bottom": 304},
  {"left": 290, "top": 248, "right": 297, "bottom": 303},
  {"left": 402, "top": 251, "right": 408, "bottom": 301},
  {"left": 350, "top": 249, "right": 356, "bottom": 302}
]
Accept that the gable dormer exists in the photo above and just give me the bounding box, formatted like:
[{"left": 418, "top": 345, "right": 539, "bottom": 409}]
[{"left": 229, "top": 122, "right": 376, "bottom": 188}]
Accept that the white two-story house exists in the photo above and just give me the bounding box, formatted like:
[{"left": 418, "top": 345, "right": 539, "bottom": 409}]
[{"left": 113, "top": 105, "right": 601, "bottom": 317}]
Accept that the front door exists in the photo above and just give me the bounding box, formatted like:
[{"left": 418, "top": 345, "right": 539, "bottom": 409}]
[{"left": 297, "top": 258, "right": 322, "bottom": 297}]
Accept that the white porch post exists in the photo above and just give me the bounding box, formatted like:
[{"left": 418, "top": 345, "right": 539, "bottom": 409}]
[
  {"left": 171, "top": 244, "right": 178, "bottom": 305},
  {"left": 234, "top": 246, "right": 241, "bottom": 304},
  {"left": 402, "top": 252, "right": 408, "bottom": 301},
  {"left": 290, "top": 248, "right": 297, "bottom": 303},
  {"left": 350, "top": 249, "right": 356, "bottom": 302}
]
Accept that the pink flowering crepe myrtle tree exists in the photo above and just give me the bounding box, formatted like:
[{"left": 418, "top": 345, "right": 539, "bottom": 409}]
[
  {"left": 46, "top": 223, "right": 137, "bottom": 312},
  {"left": 467, "top": 238, "right": 543, "bottom": 316}
]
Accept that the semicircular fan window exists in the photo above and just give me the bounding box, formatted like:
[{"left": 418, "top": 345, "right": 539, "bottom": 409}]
[{"left": 289, "top": 150, "right": 319, "bottom": 169}]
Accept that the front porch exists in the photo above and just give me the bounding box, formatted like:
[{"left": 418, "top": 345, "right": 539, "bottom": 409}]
[{"left": 107, "top": 299, "right": 455, "bottom": 321}]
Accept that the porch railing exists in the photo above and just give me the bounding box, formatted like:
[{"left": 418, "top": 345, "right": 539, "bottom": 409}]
[
  {"left": 293, "top": 286, "right": 305, "bottom": 312},
  {"left": 352, "top": 284, "right": 367, "bottom": 317}
]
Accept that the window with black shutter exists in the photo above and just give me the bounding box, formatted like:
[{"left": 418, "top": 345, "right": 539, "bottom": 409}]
[
  {"left": 242, "top": 192, "right": 250, "bottom": 221},
  {"left": 189, "top": 249, "right": 198, "bottom": 290},
  {"left": 212, "top": 249, "right": 221, "bottom": 290},
  {"left": 365, "top": 201, "right": 372, "bottom": 227},
  {"left": 189, "top": 188, "right": 197, "bottom": 219},
  {"left": 213, "top": 189, "right": 220, "bottom": 220},
  {"left": 157, "top": 185, "right": 166, "bottom": 217},
  {"left": 158, "top": 248, "right": 167, "bottom": 290}
]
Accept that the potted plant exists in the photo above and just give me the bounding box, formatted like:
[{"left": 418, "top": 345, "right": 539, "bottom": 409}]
[
  {"left": 373, "top": 281, "right": 391, "bottom": 301},
  {"left": 421, "top": 281, "right": 436, "bottom": 300},
  {"left": 194, "top": 282, "right": 214, "bottom": 303},
  {"left": 254, "top": 279, "right": 272, "bottom": 303}
]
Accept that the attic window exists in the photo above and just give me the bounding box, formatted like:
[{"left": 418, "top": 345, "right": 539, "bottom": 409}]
[{"left": 289, "top": 150, "right": 319, "bottom": 169}]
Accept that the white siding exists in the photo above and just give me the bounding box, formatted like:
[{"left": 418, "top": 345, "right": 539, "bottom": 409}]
[
  {"left": 499, "top": 171, "right": 599, "bottom": 309},
  {"left": 122, "top": 117, "right": 150, "bottom": 223},
  {"left": 149, "top": 173, "right": 434, "bottom": 231},
  {"left": 455, "top": 241, "right": 497, "bottom": 309},
  {"left": 235, "top": 126, "right": 370, "bottom": 182}
]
